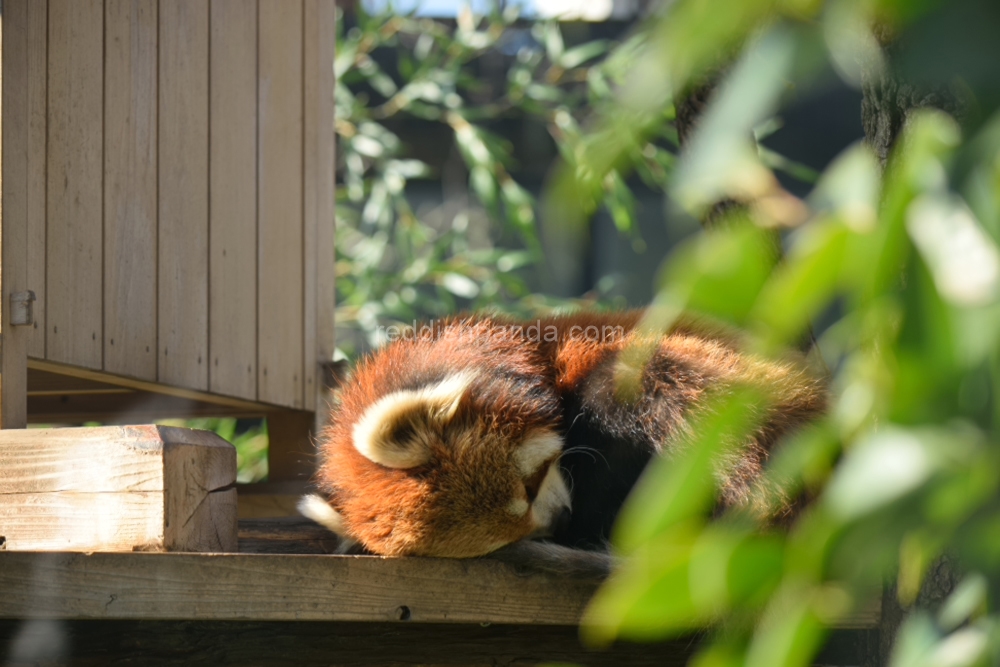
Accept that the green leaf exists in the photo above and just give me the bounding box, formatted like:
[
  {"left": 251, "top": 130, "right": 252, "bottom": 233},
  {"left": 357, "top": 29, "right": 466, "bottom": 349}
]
[
  {"left": 560, "top": 40, "right": 612, "bottom": 69},
  {"left": 673, "top": 27, "right": 799, "bottom": 213},
  {"left": 453, "top": 122, "right": 492, "bottom": 166},
  {"left": 440, "top": 272, "right": 480, "bottom": 299},
  {"left": 582, "top": 527, "right": 701, "bottom": 645},
  {"left": 662, "top": 220, "right": 778, "bottom": 326},
  {"left": 907, "top": 194, "right": 1000, "bottom": 307},
  {"left": 751, "top": 219, "right": 849, "bottom": 346},
  {"left": 889, "top": 612, "right": 941, "bottom": 667},
  {"left": 603, "top": 171, "right": 636, "bottom": 234},
  {"left": 809, "top": 143, "right": 881, "bottom": 232},
  {"left": 745, "top": 586, "right": 827, "bottom": 667},
  {"left": 823, "top": 428, "right": 953, "bottom": 520},
  {"left": 938, "top": 574, "right": 988, "bottom": 632},
  {"left": 469, "top": 165, "right": 498, "bottom": 208},
  {"left": 612, "top": 386, "right": 769, "bottom": 554},
  {"left": 542, "top": 22, "right": 564, "bottom": 61}
]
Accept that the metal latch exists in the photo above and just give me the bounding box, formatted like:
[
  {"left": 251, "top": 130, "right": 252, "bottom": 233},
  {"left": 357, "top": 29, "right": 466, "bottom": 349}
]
[{"left": 9, "top": 290, "right": 36, "bottom": 326}]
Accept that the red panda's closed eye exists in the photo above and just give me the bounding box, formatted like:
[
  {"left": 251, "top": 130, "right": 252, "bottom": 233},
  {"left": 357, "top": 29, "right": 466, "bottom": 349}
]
[
  {"left": 514, "top": 429, "right": 563, "bottom": 502},
  {"left": 524, "top": 465, "right": 549, "bottom": 502}
]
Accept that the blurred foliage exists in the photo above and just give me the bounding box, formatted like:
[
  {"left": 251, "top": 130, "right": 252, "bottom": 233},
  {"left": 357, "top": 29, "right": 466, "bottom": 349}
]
[
  {"left": 160, "top": 418, "right": 269, "bottom": 484},
  {"left": 337, "top": 0, "right": 1000, "bottom": 663},
  {"left": 547, "top": 0, "right": 1000, "bottom": 665},
  {"left": 334, "top": 3, "right": 674, "bottom": 354}
]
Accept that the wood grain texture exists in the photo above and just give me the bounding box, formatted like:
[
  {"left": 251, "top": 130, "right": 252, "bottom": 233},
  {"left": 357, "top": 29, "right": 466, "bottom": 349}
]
[
  {"left": 0, "top": 426, "right": 237, "bottom": 552},
  {"left": 1, "top": 0, "right": 34, "bottom": 427},
  {"left": 46, "top": 0, "right": 104, "bottom": 370},
  {"left": 0, "top": 551, "right": 600, "bottom": 625},
  {"left": 0, "top": 548, "right": 886, "bottom": 629},
  {"left": 316, "top": 0, "right": 337, "bottom": 415},
  {"left": 0, "top": 493, "right": 166, "bottom": 551},
  {"left": 25, "top": 0, "right": 48, "bottom": 360},
  {"left": 0, "top": 426, "right": 165, "bottom": 494},
  {"left": 302, "top": 0, "right": 336, "bottom": 413},
  {"left": 0, "top": 619, "right": 701, "bottom": 667},
  {"left": 158, "top": 0, "right": 209, "bottom": 390},
  {"left": 162, "top": 434, "right": 238, "bottom": 552},
  {"left": 303, "top": 1, "right": 318, "bottom": 413},
  {"left": 25, "top": 394, "right": 269, "bottom": 425},
  {"left": 238, "top": 517, "right": 340, "bottom": 553},
  {"left": 27, "top": 358, "right": 284, "bottom": 413},
  {"left": 209, "top": 0, "right": 259, "bottom": 402},
  {"left": 104, "top": 0, "right": 158, "bottom": 381},
  {"left": 257, "top": 0, "right": 305, "bottom": 409}
]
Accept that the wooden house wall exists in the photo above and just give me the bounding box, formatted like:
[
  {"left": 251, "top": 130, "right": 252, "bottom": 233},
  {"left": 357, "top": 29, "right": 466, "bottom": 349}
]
[{"left": 1, "top": 0, "right": 335, "bottom": 416}]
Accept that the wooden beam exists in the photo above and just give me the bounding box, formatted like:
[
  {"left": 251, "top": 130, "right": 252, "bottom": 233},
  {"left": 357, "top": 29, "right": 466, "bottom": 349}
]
[
  {"left": 0, "top": 426, "right": 236, "bottom": 552},
  {"left": 28, "top": 358, "right": 284, "bottom": 413},
  {"left": 0, "top": 551, "right": 599, "bottom": 625},
  {"left": 26, "top": 402, "right": 264, "bottom": 425},
  {"left": 0, "top": 0, "right": 38, "bottom": 429},
  {"left": 0, "top": 619, "right": 702, "bottom": 667},
  {"left": 0, "top": 548, "right": 882, "bottom": 628}
]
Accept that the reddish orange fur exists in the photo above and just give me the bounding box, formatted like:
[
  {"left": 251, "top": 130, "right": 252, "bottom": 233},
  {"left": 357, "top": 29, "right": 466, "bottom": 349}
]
[{"left": 313, "top": 311, "right": 826, "bottom": 557}]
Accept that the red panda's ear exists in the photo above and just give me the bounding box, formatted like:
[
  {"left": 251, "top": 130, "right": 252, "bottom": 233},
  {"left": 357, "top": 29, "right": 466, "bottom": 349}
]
[{"left": 351, "top": 373, "right": 475, "bottom": 469}]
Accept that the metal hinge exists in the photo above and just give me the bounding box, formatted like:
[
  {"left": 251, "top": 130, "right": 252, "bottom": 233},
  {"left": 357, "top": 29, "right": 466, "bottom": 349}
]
[{"left": 9, "top": 290, "right": 37, "bottom": 327}]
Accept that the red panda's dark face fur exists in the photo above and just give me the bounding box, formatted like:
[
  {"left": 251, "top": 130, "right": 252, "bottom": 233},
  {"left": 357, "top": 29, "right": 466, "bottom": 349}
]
[{"left": 307, "top": 319, "right": 571, "bottom": 557}]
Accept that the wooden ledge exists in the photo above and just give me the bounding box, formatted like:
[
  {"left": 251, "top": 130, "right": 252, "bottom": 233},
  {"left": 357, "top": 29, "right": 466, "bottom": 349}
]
[
  {"left": 0, "top": 548, "right": 882, "bottom": 629},
  {"left": 0, "top": 551, "right": 599, "bottom": 625}
]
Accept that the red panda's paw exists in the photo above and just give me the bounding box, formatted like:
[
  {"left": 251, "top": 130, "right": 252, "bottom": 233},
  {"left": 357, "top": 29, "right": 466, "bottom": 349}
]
[{"left": 297, "top": 494, "right": 361, "bottom": 554}]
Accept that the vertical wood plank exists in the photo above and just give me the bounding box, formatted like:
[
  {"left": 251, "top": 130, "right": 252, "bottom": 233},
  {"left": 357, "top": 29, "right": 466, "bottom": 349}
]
[
  {"left": 318, "top": 0, "right": 337, "bottom": 413},
  {"left": 302, "top": 0, "right": 318, "bottom": 414},
  {"left": 303, "top": 0, "right": 336, "bottom": 416},
  {"left": 258, "top": 0, "right": 304, "bottom": 408},
  {"left": 105, "top": 0, "right": 158, "bottom": 381},
  {"left": 1, "top": 0, "right": 32, "bottom": 427},
  {"left": 159, "top": 0, "right": 209, "bottom": 390},
  {"left": 209, "top": 0, "right": 258, "bottom": 402},
  {"left": 26, "top": 0, "right": 48, "bottom": 359},
  {"left": 47, "top": 0, "right": 104, "bottom": 370}
]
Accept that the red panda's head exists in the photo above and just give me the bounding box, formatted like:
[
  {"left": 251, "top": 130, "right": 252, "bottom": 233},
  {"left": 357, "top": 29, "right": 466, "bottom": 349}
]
[{"left": 304, "top": 320, "right": 571, "bottom": 557}]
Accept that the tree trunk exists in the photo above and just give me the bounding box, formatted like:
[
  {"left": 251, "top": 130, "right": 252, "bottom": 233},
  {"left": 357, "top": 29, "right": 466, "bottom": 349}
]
[{"left": 859, "top": 30, "right": 965, "bottom": 667}]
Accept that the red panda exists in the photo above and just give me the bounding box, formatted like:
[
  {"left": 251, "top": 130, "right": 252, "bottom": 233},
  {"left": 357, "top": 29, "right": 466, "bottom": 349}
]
[{"left": 299, "top": 311, "right": 826, "bottom": 560}]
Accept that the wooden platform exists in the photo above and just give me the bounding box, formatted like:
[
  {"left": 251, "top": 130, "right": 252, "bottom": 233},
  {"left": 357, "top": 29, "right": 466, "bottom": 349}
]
[
  {"left": 0, "top": 551, "right": 598, "bottom": 626},
  {"left": 0, "top": 518, "right": 882, "bottom": 665}
]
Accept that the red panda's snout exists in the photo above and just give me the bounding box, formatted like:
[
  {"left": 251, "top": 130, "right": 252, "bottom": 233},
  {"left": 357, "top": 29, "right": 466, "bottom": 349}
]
[{"left": 306, "top": 362, "right": 571, "bottom": 558}]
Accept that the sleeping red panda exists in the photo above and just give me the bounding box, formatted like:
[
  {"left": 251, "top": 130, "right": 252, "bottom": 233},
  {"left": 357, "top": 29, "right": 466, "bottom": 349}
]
[{"left": 299, "top": 311, "right": 826, "bottom": 560}]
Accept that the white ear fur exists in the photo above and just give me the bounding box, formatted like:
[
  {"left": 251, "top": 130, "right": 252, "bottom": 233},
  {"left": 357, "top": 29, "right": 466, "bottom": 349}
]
[
  {"left": 298, "top": 494, "right": 349, "bottom": 536},
  {"left": 352, "top": 372, "right": 475, "bottom": 469},
  {"left": 513, "top": 429, "right": 564, "bottom": 476}
]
